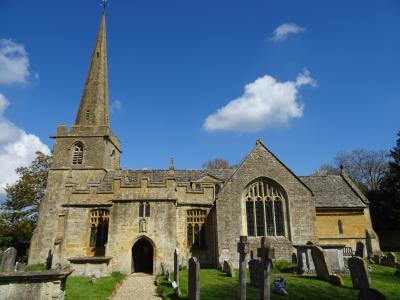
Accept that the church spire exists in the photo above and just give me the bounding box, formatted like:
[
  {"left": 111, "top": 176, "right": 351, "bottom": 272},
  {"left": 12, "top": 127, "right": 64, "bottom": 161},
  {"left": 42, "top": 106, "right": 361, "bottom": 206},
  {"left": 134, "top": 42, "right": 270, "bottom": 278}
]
[{"left": 75, "top": 13, "right": 109, "bottom": 126}]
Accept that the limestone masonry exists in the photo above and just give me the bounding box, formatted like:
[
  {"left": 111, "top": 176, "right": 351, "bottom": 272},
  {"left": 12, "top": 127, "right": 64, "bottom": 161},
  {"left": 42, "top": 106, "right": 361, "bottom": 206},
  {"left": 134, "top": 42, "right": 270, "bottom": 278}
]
[{"left": 28, "top": 14, "right": 380, "bottom": 276}]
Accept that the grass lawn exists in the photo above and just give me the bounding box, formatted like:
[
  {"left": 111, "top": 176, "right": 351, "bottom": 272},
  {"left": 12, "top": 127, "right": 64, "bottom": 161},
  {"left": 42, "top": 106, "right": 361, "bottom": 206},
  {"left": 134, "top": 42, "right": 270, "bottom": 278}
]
[
  {"left": 25, "top": 264, "right": 47, "bottom": 272},
  {"left": 65, "top": 272, "right": 126, "bottom": 300},
  {"left": 157, "top": 264, "right": 399, "bottom": 300}
]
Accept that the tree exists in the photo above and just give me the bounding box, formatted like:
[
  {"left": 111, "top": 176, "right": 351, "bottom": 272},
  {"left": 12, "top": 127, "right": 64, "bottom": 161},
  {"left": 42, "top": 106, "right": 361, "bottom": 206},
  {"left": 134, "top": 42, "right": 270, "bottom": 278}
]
[
  {"left": 370, "top": 131, "right": 400, "bottom": 230},
  {"left": 202, "top": 158, "right": 231, "bottom": 169},
  {"left": 0, "top": 151, "right": 52, "bottom": 261},
  {"left": 313, "top": 149, "right": 388, "bottom": 192}
]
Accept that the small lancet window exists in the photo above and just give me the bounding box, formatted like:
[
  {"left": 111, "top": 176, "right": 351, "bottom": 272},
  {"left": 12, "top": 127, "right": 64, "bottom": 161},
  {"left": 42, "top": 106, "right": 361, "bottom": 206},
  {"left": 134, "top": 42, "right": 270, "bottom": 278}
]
[
  {"left": 72, "top": 143, "right": 84, "bottom": 165},
  {"left": 338, "top": 220, "right": 344, "bottom": 235},
  {"left": 85, "top": 110, "right": 90, "bottom": 120}
]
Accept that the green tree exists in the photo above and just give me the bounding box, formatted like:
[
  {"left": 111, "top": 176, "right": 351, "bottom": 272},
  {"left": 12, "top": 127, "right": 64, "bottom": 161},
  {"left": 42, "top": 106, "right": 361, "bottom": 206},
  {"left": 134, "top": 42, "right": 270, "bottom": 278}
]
[
  {"left": 0, "top": 151, "right": 52, "bottom": 261},
  {"left": 370, "top": 131, "right": 400, "bottom": 230}
]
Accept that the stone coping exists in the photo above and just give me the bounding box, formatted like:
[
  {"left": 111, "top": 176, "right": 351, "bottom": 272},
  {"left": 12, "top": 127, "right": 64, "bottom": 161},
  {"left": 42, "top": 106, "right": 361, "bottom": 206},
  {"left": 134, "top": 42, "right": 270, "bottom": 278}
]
[
  {"left": 67, "top": 256, "right": 112, "bottom": 263},
  {"left": 0, "top": 270, "right": 73, "bottom": 283}
]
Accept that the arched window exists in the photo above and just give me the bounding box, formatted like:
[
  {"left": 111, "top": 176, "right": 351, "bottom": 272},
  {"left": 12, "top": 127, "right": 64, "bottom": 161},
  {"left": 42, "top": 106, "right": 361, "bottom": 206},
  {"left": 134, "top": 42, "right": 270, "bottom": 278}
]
[
  {"left": 244, "top": 178, "right": 286, "bottom": 237},
  {"left": 187, "top": 209, "right": 206, "bottom": 248},
  {"left": 72, "top": 142, "right": 84, "bottom": 165},
  {"left": 338, "top": 220, "right": 343, "bottom": 235},
  {"left": 89, "top": 209, "right": 109, "bottom": 256}
]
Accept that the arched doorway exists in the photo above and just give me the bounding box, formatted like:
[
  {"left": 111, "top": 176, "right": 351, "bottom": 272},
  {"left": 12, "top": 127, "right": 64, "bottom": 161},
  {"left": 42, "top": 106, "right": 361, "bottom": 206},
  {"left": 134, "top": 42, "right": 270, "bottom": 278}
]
[{"left": 132, "top": 238, "right": 154, "bottom": 274}]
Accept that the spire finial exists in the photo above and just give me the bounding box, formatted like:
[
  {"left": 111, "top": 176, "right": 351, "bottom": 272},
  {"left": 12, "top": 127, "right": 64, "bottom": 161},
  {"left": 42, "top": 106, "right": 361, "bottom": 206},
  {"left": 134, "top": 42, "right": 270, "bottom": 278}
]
[{"left": 101, "top": 0, "right": 108, "bottom": 14}]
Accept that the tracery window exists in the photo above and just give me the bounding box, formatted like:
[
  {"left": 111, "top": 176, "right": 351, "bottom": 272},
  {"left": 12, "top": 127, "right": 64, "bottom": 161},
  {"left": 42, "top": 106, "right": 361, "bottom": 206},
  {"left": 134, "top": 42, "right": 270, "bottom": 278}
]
[
  {"left": 72, "top": 142, "right": 84, "bottom": 165},
  {"left": 139, "top": 202, "right": 150, "bottom": 217},
  {"left": 244, "top": 178, "right": 286, "bottom": 237},
  {"left": 187, "top": 209, "right": 206, "bottom": 248},
  {"left": 89, "top": 209, "right": 109, "bottom": 251}
]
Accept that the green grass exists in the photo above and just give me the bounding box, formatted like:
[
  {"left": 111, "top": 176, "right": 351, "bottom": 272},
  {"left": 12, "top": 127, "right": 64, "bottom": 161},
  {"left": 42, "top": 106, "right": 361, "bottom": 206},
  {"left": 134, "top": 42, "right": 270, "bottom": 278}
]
[
  {"left": 25, "top": 264, "right": 47, "bottom": 272},
  {"left": 65, "top": 272, "right": 126, "bottom": 300},
  {"left": 157, "top": 264, "right": 399, "bottom": 300}
]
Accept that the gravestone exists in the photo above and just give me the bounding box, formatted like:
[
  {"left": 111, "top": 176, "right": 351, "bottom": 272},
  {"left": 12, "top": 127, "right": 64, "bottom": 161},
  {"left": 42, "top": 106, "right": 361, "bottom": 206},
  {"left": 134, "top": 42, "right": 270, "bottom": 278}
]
[
  {"left": 355, "top": 242, "right": 364, "bottom": 258},
  {"left": 188, "top": 257, "right": 200, "bottom": 300},
  {"left": 348, "top": 256, "right": 370, "bottom": 290},
  {"left": 248, "top": 259, "right": 261, "bottom": 287},
  {"left": 257, "top": 237, "right": 275, "bottom": 300},
  {"left": 386, "top": 252, "right": 396, "bottom": 267},
  {"left": 166, "top": 270, "right": 171, "bottom": 282},
  {"left": 0, "top": 247, "right": 17, "bottom": 273},
  {"left": 373, "top": 255, "right": 381, "bottom": 265},
  {"left": 237, "top": 236, "right": 249, "bottom": 300},
  {"left": 223, "top": 260, "right": 235, "bottom": 277},
  {"left": 173, "top": 249, "right": 181, "bottom": 295},
  {"left": 311, "top": 246, "right": 331, "bottom": 282},
  {"left": 294, "top": 245, "right": 315, "bottom": 274}
]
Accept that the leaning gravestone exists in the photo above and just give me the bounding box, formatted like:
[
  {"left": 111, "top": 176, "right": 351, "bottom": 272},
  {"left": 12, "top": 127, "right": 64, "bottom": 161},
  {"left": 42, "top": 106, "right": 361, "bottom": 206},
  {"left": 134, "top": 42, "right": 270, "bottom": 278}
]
[
  {"left": 311, "top": 246, "right": 331, "bottom": 282},
  {"left": 223, "top": 260, "right": 235, "bottom": 277},
  {"left": 188, "top": 257, "right": 200, "bottom": 300},
  {"left": 373, "top": 255, "right": 381, "bottom": 265},
  {"left": 348, "top": 256, "right": 370, "bottom": 290},
  {"left": 248, "top": 259, "right": 261, "bottom": 287},
  {"left": 0, "top": 247, "right": 17, "bottom": 272},
  {"left": 173, "top": 249, "right": 181, "bottom": 296}
]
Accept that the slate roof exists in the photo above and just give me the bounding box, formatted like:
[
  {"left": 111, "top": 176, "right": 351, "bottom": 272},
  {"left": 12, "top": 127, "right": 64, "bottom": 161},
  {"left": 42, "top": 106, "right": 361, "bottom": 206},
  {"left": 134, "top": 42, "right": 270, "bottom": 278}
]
[{"left": 299, "top": 175, "right": 367, "bottom": 208}]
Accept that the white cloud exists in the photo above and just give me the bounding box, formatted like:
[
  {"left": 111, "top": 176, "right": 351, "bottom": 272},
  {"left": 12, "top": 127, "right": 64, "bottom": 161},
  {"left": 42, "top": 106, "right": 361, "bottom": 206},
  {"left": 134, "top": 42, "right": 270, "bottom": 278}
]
[
  {"left": 203, "top": 69, "right": 316, "bottom": 133},
  {"left": 0, "top": 39, "right": 37, "bottom": 85},
  {"left": 0, "top": 93, "right": 50, "bottom": 196},
  {"left": 271, "top": 23, "right": 305, "bottom": 42},
  {"left": 110, "top": 100, "right": 122, "bottom": 113}
]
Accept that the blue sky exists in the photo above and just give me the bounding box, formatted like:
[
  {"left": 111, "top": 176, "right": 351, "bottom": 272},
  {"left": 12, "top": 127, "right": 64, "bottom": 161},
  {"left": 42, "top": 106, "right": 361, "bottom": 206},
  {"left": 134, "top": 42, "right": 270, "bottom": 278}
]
[{"left": 0, "top": 0, "right": 399, "bottom": 194}]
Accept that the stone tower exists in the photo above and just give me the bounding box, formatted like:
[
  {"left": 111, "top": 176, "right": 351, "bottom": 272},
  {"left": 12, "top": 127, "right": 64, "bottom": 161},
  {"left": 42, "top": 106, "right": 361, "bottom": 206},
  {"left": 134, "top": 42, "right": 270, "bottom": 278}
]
[{"left": 28, "top": 13, "right": 120, "bottom": 265}]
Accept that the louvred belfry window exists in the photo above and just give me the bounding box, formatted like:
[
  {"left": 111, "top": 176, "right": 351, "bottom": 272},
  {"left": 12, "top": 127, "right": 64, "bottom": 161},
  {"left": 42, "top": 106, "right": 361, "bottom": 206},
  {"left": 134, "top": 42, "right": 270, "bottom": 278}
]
[
  {"left": 187, "top": 209, "right": 206, "bottom": 248},
  {"left": 244, "top": 178, "right": 286, "bottom": 237},
  {"left": 72, "top": 142, "right": 84, "bottom": 165}
]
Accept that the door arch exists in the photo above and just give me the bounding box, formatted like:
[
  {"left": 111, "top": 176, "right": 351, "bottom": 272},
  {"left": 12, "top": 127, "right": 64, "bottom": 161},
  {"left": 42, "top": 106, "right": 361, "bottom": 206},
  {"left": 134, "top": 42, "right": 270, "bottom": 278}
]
[{"left": 132, "top": 237, "right": 154, "bottom": 274}]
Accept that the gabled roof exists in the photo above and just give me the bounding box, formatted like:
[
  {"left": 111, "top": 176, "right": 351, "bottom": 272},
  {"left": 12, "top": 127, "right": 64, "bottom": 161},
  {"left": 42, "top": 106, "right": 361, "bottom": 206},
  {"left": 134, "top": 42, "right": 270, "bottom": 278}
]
[{"left": 300, "top": 175, "right": 367, "bottom": 208}]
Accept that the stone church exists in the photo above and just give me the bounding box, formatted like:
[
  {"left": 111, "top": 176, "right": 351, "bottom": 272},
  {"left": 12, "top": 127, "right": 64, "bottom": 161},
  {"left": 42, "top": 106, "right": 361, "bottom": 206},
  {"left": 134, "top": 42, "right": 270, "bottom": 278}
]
[{"left": 28, "top": 14, "right": 380, "bottom": 276}]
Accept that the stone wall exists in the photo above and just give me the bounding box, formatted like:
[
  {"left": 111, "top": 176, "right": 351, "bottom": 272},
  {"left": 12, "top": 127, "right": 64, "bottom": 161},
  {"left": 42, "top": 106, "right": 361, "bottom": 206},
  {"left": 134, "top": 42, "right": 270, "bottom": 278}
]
[{"left": 216, "top": 141, "right": 316, "bottom": 267}]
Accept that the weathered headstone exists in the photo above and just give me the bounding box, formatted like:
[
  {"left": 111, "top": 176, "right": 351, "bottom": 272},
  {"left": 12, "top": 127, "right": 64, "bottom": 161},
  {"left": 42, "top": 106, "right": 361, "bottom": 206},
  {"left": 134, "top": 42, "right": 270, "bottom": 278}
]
[
  {"left": 0, "top": 247, "right": 17, "bottom": 273},
  {"left": 348, "top": 256, "right": 371, "bottom": 290},
  {"left": 355, "top": 242, "right": 365, "bottom": 258},
  {"left": 373, "top": 255, "right": 381, "bottom": 265},
  {"left": 188, "top": 257, "right": 200, "bottom": 300},
  {"left": 248, "top": 259, "right": 261, "bottom": 287},
  {"left": 166, "top": 270, "right": 171, "bottom": 282},
  {"left": 320, "top": 245, "right": 345, "bottom": 273},
  {"left": 294, "top": 245, "right": 315, "bottom": 274},
  {"left": 257, "top": 237, "right": 275, "bottom": 300},
  {"left": 386, "top": 252, "right": 396, "bottom": 267},
  {"left": 311, "top": 246, "right": 331, "bottom": 282},
  {"left": 223, "top": 260, "right": 235, "bottom": 277},
  {"left": 237, "top": 236, "right": 249, "bottom": 300},
  {"left": 173, "top": 249, "right": 181, "bottom": 295}
]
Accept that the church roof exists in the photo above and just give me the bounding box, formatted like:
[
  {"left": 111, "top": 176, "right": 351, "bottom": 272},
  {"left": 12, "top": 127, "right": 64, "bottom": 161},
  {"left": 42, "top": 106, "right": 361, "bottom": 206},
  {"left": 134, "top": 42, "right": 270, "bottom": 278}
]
[{"left": 299, "top": 175, "right": 367, "bottom": 208}]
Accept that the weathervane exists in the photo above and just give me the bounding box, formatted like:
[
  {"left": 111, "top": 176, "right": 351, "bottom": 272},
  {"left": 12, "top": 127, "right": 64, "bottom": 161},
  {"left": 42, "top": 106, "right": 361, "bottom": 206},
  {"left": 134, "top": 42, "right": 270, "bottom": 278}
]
[{"left": 101, "top": 0, "right": 108, "bottom": 14}]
